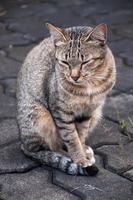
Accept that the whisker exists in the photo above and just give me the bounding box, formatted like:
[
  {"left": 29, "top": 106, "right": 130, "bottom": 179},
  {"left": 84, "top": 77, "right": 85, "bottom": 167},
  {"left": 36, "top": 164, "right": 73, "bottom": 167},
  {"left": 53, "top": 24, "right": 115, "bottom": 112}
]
[{"left": 88, "top": 76, "right": 107, "bottom": 81}]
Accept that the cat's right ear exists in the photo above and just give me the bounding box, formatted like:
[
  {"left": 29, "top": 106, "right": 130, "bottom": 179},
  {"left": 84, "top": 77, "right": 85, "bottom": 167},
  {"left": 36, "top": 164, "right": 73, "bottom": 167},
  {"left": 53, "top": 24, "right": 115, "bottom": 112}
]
[{"left": 46, "top": 23, "right": 67, "bottom": 46}]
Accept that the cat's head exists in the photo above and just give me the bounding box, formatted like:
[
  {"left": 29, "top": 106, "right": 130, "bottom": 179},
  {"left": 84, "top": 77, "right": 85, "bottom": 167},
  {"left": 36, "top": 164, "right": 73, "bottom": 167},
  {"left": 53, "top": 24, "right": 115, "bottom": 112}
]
[{"left": 46, "top": 23, "right": 107, "bottom": 85}]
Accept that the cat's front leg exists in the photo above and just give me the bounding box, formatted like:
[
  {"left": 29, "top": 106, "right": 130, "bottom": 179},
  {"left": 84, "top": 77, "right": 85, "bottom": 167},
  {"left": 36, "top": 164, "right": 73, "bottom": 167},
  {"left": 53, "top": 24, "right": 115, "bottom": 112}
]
[
  {"left": 76, "top": 107, "right": 102, "bottom": 165},
  {"left": 76, "top": 118, "right": 96, "bottom": 166},
  {"left": 54, "top": 113, "right": 92, "bottom": 167}
]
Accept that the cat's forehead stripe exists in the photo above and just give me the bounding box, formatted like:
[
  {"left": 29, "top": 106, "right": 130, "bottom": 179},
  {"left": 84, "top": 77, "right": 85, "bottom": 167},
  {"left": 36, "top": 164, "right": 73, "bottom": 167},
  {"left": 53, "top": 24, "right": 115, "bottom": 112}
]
[{"left": 67, "top": 28, "right": 83, "bottom": 60}]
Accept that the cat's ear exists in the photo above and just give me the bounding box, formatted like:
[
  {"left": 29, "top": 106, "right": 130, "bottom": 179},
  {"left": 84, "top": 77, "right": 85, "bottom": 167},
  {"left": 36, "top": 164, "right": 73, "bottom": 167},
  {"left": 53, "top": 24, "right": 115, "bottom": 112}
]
[
  {"left": 85, "top": 23, "right": 107, "bottom": 44},
  {"left": 46, "top": 23, "right": 67, "bottom": 46}
]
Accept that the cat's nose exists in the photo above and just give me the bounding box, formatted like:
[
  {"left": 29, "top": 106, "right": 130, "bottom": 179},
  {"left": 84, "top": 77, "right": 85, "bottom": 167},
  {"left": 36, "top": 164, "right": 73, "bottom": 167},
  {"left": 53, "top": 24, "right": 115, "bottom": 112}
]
[
  {"left": 71, "top": 68, "right": 80, "bottom": 81},
  {"left": 71, "top": 75, "right": 80, "bottom": 81}
]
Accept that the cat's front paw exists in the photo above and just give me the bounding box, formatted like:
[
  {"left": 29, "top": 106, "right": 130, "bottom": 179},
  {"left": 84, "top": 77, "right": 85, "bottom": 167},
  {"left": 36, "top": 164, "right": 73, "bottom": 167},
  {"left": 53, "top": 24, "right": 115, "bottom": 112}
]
[
  {"left": 73, "top": 155, "right": 93, "bottom": 168},
  {"left": 84, "top": 145, "right": 95, "bottom": 166}
]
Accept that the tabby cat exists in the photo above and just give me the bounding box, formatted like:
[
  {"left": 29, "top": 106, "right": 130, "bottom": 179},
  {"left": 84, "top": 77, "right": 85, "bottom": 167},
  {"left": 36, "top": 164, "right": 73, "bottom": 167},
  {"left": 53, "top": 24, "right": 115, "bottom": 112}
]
[{"left": 17, "top": 23, "right": 116, "bottom": 175}]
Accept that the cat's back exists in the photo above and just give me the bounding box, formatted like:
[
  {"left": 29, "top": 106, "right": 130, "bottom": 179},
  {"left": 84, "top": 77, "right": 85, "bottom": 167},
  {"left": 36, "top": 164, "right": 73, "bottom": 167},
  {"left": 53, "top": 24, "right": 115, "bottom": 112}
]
[
  {"left": 20, "top": 37, "right": 54, "bottom": 77},
  {"left": 17, "top": 37, "right": 54, "bottom": 102}
]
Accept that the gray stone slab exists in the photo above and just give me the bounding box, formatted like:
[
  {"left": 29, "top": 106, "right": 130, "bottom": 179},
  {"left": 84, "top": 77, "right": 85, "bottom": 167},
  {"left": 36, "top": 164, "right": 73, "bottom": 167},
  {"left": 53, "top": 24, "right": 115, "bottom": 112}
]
[
  {"left": 6, "top": 7, "right": 92, "bottom": 40},
  {"left": 0, "top": 167, "right": 78, "bottom": 200},
  {"left": 88, "top": 119, "right": 127, "bottom": 148},
  {"left": 37, "top": 6, "right": 91, "bottom": 28},
  {"left": 54, "top": 0, "right": 84, "bottom": 6},
  {"left": 109, "top": 39, "right": 133, "bottom": 55},
  {"left": 119, "top": 51, "right": 133, "bottom": 67},
  {"left": 115, "top": 64, "right": 133, "bottom": 92},
  {"left": 0, "top": 55, "right": 21, "bottom": 79},
  {"left": 53, "top": 168, "right": 133, "bottom": 200},
  {"left": 6, "top": 44, "right": 35, "bottom": 62},
  {"left": 108, "top": 29, "right": 123, "bottom": 42},
  {"left": 0, "top": 22, "right": 9, "bottom": 35},
  {"left": 94, "top": 10, "right": 133, "bottom": 25},
  {"left": 0, "top": 142, "right": 39, "bottom": 174},
  {"left": 7, "top": 16, "right": 48, "bottom": 41},
  {"left": 6, "top": 3, "right": 49, "bottom": 19},
  {"left": 124, "top": 169, "right": 133, "bottom": 181},
  {"left": 0, "top": 119, "right": 19, "bottom": 146},
  {"left": 72, "top": 1, "right": 133, "bottom": 18},
  {"left": 0, "top": 84, "right": 3, "bottom": 93},
  {"left": 0, "top": 32, "right": 31, "bottom": 48},
  {"left": 1, "top": 78, "right": 17, "bottom": 97},
  {"left": 104, "top": 93, "right": 133, "bottom": 124},
  {"left": 0, "top": 94, "right": 16, "bottom": 118},
  {"left": 0, "top": 49, "right": 7, "bottom": 57},
  {"left": 108, "top": 89, "right": 120, "bottom": 97},
  {"left": 112, "top": 24, "right": 133, "bottom": 40},
  {"left": 108, "top": 56, "right": 133, "bottom": 92},
  {"left": 126, "top": 123, "right": 133, "bottom": 141},
  {"left": 96, "top": 142, "right": 133, "bottom": 173}
]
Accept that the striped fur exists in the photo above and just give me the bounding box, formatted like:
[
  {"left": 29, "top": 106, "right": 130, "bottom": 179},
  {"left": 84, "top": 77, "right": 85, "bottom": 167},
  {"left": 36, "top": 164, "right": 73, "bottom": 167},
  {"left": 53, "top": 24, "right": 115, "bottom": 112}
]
[{"left": 17, "top": 23, "right": 116, "bottom": 175}]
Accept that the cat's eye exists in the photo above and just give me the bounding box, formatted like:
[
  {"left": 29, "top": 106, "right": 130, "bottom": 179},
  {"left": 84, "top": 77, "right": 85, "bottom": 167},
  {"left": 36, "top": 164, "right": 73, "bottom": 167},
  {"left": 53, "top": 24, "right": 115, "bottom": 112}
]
[
  {"left": 82, "top": 60, "right": 90, "bottom": 65},
  {"left": 81, "top": 59, "right": 93, "bottom": 66},
  {"left": 62, "top": 60, "right": 69, "bottom": 65},
  {"left": 59, "top": 60, "right": 69, "bottom": 66}
]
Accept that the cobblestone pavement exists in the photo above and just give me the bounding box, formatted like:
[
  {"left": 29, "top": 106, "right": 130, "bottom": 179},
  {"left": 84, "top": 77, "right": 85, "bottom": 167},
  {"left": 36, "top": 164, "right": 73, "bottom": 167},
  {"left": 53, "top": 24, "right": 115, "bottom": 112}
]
[{"left": 0, "top": 0, "right": 133, "bottom": 199}]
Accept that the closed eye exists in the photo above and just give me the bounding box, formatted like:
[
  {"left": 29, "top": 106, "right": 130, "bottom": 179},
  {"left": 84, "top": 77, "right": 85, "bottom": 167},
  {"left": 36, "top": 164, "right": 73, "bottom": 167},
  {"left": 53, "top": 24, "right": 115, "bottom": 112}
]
[
  {"left": 81, "top": 59, "right": 93, "bottom": 66},
  {"left": 59, "top": 60, "right": 69, "bottom": 66},
  {"left": 82, "top": 60, "right": 90, "bottom": 65},
  {"left": 61, "top": 60, "right": 69, "bottom": 65}
]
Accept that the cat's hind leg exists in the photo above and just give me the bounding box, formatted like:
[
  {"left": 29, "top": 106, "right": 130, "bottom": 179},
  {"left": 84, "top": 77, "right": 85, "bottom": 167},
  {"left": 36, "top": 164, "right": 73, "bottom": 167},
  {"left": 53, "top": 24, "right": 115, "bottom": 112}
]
[{"left": 19, "top": 103, "right": 63, "bottom": 153}]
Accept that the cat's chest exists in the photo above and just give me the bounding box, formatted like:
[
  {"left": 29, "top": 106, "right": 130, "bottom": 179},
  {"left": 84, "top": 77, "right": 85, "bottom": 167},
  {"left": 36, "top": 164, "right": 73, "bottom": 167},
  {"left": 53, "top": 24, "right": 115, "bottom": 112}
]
[
  {"left": 59, "top": 95, "right": 97, "bottom": 118},
  {"left": 65, "top": 95, "right": 97, "bottom": 115}
]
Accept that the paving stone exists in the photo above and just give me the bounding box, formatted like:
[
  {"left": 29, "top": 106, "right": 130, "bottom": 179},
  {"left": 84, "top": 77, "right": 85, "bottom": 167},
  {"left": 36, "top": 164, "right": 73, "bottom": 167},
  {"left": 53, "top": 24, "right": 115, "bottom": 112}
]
[
  {"left": 53, "top": 168, "right": 133, "bottom": 200},
  {"left": 124, "top": 169, "right": 133, "bottom": 181},
  {"left": 107, "top": 30, "right": 123, "bottom": 42},
  {"left": 127, "top": 88, "right": 133, "bottom": 95},
  {"left": 0, "top": 22, "right": 9, "bottom": 35},
  {"left": 54, "top": 0, "right": 85, "bottom": 6},
  {"left": 32, "top": 3, "right": 59, "bottom": 17},
  {"left": 5, "top": 3, "right": 48, "bottom": 19},
  {"left": 6, "top": 44, "right": 35, "bottom": 62},
  {"left": 73, "top": 1, "right": 133, "bottom": 18},
  {"left": 0, "top": 94, "right": 16, "bottom": 118},
  {"left": 87, "top": 119, "right": 127, "bottom": 148},
  {"left": 37, "top": 6, "right": 91, "bottom": 28},
  {"left": 7, "top": 16, "right": 48, "bottom": 41},
  {"left": 0, "top": 32, "right": 31, "bottom": 48},
  {"left": 109, "top": 39, "right": 133, "bottom": 55},
  {"left": 0, "top": 55, "right": 21, "bottom": 79},
  {"left": 112, "top": 24, "right": 133, "bottom": 40},
  {"left": 0, "top": 49, "right": 7, "bottom": 57},
  {"left": 0, "top": 119, "right": 19, "bottom": 146},
  {"left": 124, "top": 120, "right": 133, "bottom": 140},
  {"left": 104, "top": 93, "right": 133, "bottom": 123},
  {"left": 0, "top": 167, "right": 78, "bottom": 200},
  {"left": 119, "top": 51, "right": 133, "bottom": 67},
  {"left": 94, "top": 155, "right": 103, "bottom": 168},
  {"left": 114, "top": 58, "right": 133, "bottom": 91},
  {"left": 94, "top": 10, "right": 133, "bottom": 25},
  {"left": 0, "top": 84, "right": 3, "bottom": 93},
  {"left": 0, "top": 142, "right": 39, "bottom": 174},
  {"left": 96, "top": 142, "right": 133, "bottom": 173},
  {"left": 0, "top": 78, "right": 17, "bottom": 97},
  {"left": 108, "top": 88, "right": 120, "bottom": 97}
]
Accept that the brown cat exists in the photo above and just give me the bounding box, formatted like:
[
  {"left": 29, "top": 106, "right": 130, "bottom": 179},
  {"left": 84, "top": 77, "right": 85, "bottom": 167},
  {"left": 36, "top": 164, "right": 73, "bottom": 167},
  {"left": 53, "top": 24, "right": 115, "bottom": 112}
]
[{"left": 17, "top": 23, "right": 116, "bottom": 175}]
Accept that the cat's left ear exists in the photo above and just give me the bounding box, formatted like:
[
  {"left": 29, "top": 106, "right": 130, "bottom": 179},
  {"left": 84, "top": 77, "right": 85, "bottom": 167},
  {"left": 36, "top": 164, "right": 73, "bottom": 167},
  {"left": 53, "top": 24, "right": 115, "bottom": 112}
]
[
  {"left": 46, "top": 23, "right": 67, "bottom": 46},
  {"left": 85, "top": 23, "right": 107, "bottom": 44}
]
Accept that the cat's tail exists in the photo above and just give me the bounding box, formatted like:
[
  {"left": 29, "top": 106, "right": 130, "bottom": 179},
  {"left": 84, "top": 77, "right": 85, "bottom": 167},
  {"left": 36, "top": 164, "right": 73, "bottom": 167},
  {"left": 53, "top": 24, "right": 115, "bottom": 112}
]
[{"left": 21, "top": 145, "right": 98, "bottom": 176}]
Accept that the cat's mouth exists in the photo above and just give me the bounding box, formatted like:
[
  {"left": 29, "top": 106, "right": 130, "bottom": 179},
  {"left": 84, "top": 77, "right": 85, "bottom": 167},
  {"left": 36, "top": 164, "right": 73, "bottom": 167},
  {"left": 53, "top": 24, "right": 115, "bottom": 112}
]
[{"left": 67, "top": 76, "right": 87, "bottom": 85}]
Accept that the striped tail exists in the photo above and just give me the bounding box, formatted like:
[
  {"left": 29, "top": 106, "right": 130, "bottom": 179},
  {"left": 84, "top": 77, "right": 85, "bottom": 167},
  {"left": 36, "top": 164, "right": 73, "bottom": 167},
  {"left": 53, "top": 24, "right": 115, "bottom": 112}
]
[{"left": 21, "top": 146, "right": 99, "bottom": 176}]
